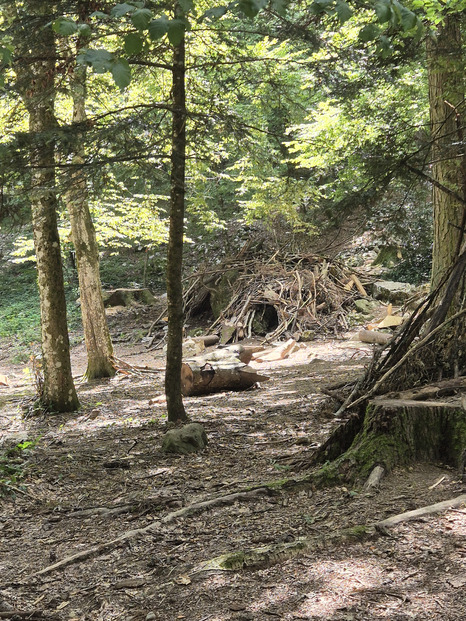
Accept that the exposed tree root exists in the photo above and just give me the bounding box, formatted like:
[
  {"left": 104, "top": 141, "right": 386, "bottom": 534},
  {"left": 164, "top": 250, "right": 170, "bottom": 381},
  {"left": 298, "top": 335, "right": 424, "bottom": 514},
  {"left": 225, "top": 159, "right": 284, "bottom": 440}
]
[
  {"left": 0, "top": 612, "right": 52, "bottom": 620},
  {"left": 22, "top": 487, "right": 274, "bottom": 581},
  {"left": 194, "top": 494, "right": 466, "bottom": 572},
  {"left": 376, "top": 494, "right": 466, "bottom": 528},
  {"left": 194, "top": 526, "right": 374, "bottom": 572}
]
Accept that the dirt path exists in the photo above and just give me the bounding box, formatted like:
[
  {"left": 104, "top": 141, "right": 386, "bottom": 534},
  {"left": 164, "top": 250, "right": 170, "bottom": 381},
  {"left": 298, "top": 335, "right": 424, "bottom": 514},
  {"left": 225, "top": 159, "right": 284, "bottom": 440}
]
[{"left": 1, "top": 331, "right": 465, "bottom": 620}]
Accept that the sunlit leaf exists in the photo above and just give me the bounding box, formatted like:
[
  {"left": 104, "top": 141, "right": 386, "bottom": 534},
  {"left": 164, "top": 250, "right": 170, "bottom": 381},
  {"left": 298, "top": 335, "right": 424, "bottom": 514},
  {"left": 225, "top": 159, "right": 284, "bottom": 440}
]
[
  {"left": 124, "top": 32, "right": 143, "bottom": 54},
  {"left": 148, "top": 17, "right": 169, "bottom": 40},
  {"left": 375, "top": 35, "right": 392, "bottom": 57},
  {"left": 374, "top": 0, "right": 391, "bottom": 24},
  {"left": 111, "top": 58, "right": 131, "bottom": 90},
  {"left": 53, "top": 17, "right": 78, "bottom": 36},
  {"left": 400, "top": 6, "right": 418, "bottom": 31},
  {"left": 131, "top": 8, "right": 152, "bottom": 30},
  {"left": 77, "top": 23, "right": 92, "bottom": 37},
  {"left": 111, "top": 3, "right": 136, "bottom": 17},
  {"left": 0, "top": 46, "right": 13, "bottom": 64},
  {"left": 271, "top": 0, "right": 289, "bottom": 15},
  {"left": 77, "top": 48, "right": 113, "bottom": 73},
  {"left": 200, "top": 6, "right": 228, "bottom": 21},
  {"left": 239, "top": 0, "right": 267, "bottom": 18},
  {"left": 335, "top": 1, "right": 352, "bottom": 24},
  {"left": 310, "top": 0, "right": 333, "bottom": 14},
  {"left": 358, "top": 23, "right": 381, "bottom": 42},
  {"left": 167, "top": 19, "right": 185, "bottom": 46},
  {"left": 178, "top": 0, "right": 194, "bottom": 13}
]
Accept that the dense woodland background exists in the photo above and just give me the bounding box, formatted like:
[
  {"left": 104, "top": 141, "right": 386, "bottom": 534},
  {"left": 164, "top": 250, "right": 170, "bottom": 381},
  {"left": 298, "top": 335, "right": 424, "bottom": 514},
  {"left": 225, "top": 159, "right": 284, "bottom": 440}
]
[{"left": 0, "top": 2, "right": 465, "bottom": 620}]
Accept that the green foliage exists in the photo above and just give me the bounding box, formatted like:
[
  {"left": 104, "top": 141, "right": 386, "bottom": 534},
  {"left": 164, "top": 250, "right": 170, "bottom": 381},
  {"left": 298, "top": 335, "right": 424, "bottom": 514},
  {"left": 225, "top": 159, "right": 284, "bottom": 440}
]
[
  {"left": 0, "top": 263, "right": 40, "bottom": 343},
  {"left": 0, "top": 254, "right": 82, "bottom": 349},
  {"left": 124, "top": 32, "right": 144, "bottom": 54},
  {"left": 0, "top": 436, "right": 41, "bottom": 497}
]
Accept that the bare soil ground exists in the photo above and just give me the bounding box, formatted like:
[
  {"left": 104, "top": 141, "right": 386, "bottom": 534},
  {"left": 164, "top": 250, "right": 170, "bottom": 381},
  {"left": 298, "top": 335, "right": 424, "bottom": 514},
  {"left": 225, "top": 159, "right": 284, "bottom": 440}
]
[{"left": 0, "top": 306, "right": 465, "bottom": 621}]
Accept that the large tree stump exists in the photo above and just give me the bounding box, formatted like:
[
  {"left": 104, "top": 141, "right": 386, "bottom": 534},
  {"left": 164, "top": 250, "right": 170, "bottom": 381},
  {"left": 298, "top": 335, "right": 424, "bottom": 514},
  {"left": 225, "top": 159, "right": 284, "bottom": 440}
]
[
  {"left": 181, "top": 357, "right": 269, "bottom": 396},
  {"left": 312, "top": 397, "right": 466, "bottom": 485}
]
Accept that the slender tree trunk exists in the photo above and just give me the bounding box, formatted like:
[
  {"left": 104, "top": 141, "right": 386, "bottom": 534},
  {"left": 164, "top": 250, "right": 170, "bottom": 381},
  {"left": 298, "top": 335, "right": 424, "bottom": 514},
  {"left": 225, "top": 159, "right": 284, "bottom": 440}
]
[
  {"left": 18, "top": 4, "right": 79, "bottom": 411},
  {"left": 165, "top": 17, "right": 188, "bottom": 423},
  {"left": 427, "top": 14, "right": 466, "bottom": 292},
  {"left": 66, "top": 14, "right": 115, "bottom": 380}
]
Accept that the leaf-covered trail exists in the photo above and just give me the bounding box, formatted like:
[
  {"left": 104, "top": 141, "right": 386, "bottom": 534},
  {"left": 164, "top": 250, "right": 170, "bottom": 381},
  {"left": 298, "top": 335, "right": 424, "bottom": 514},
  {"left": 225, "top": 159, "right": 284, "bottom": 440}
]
[{"left": 0, "top": 334, "right": 465, "bottom": 620}]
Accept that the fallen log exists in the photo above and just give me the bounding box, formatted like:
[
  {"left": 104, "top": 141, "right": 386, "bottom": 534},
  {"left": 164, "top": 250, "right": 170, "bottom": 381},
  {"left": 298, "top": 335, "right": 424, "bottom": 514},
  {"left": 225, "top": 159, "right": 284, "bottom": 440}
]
[
  {"left": 181, "top": 358, "right": 270, "bottom": 396},
  {"left": 358, "top": 329, "right": 392, "bottom": 345}
]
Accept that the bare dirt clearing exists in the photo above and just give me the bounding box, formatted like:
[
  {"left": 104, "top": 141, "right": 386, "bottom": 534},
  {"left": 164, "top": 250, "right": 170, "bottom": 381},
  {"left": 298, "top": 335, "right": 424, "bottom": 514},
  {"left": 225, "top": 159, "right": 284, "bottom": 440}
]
[{"left": 0, "top": 311, "right": 465, "bottom": 621}]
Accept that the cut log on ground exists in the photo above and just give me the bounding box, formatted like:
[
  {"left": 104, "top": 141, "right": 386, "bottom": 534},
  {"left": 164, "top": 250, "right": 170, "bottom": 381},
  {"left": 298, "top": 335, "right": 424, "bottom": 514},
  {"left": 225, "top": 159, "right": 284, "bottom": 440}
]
[
  {"left": 358, "top": 329, "right": 392, "bottom": 345},
  {"left": 181, "top": 358, "right": 270, "bottom": 396}
]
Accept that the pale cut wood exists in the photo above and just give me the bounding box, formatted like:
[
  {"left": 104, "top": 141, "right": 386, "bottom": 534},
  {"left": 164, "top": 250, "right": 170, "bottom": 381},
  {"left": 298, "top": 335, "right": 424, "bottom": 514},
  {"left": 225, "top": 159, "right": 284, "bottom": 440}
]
[
  {"left": 377, "top": 315, "right": 404, "bottom": 328},
  {"left": 376, "top": 494, "right": 466, "bottom": 528},
  {"left": 191, "top": 334, "right": 219, "bottom": 347},
  {"left": 253, "top": 338, "right": 299, "bottom": 362},
  {"left": 181, "top": 359, "right": 269, "bottom": 396},
  {"left": 350, "top": 274, "right": 368, "bottom": 296},
  {"left": 363, "top": 465, "right": 385, "bottom": 491},
  {"left": 358, "top": 329, "right": 391, "bottom": 345}
]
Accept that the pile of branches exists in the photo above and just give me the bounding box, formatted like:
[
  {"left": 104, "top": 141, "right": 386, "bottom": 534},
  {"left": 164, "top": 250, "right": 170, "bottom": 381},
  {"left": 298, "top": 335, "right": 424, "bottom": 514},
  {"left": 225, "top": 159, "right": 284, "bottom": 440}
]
[{"left": 183, "top": 251, "right": 369, "bottom": 342}]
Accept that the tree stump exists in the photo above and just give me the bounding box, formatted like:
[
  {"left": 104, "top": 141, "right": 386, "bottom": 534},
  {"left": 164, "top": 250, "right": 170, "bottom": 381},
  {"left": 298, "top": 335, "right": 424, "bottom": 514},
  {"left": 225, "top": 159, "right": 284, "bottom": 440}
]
[
  {"left": 313, "top": 397, "right": 466, "bottom": 485},
  {"left": 103, "top": 288, "right": 155, "bottom": 307}
]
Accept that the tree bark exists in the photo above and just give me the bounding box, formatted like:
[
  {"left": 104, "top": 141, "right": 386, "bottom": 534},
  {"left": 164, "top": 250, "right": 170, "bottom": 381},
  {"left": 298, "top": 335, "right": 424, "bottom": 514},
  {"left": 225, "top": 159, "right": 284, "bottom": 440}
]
[
  {"left": 165, "top": 8, "right": 188, "bottom": 422},
  {"left": 427, "top": 14, "right": 466, "bottom": 292},
  {"left": 181, "top": 359, "right": 269, "bottom": 396},
  {"left": 16, "top": 3, "right": 79, "bottom": 411},
  {"left": 311, "top": 399, "right": 466, "bottom": 485},
  {"left": 66, "top": 7, "right": 115, "bottom": 380}
]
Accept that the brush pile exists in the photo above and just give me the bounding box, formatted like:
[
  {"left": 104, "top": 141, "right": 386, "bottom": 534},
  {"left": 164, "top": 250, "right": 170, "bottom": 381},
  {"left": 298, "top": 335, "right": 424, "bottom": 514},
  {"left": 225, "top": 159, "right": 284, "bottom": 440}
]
[{"left": 184, "top": 251, "right": 370, "bottom": 343}]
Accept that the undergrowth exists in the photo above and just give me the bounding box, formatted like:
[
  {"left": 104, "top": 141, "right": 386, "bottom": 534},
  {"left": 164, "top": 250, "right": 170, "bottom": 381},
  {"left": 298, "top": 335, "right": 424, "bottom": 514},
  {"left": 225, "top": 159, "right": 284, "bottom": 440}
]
[
  {"left": 0, "top": 436, "right": 41, "bottom": 497},
  {"left": 0, "top": 262, "right": 82, "bottom": 361}
]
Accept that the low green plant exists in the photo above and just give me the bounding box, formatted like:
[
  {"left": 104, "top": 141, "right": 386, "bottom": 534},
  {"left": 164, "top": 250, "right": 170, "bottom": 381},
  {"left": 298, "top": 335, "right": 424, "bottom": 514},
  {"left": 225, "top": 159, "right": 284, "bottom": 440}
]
[{"left": 0, "top": 436, "right": 41, "bottom": 497}]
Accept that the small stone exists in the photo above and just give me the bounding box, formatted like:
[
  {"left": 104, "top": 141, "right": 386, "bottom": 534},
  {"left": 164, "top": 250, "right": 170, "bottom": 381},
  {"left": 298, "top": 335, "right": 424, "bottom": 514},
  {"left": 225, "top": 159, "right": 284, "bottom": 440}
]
[
  {"left": 161, "top": 423, "right": 208, "bottom": 455},
  {"left": 146, "top": 613, "right": 156, "bottom": 621}
]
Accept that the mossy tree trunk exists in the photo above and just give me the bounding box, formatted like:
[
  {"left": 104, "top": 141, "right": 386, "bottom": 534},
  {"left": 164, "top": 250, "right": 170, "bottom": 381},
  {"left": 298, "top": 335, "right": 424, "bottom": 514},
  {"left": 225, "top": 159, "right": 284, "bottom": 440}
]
[
  {"left": 165, "top": 6, "right": 188, "bottom": 423},
  {"left": 16, "top": 3, "right": 79, "bottom": 412},
  {"left": 66, "top": 6, "right": 115, "bottom": 380}
]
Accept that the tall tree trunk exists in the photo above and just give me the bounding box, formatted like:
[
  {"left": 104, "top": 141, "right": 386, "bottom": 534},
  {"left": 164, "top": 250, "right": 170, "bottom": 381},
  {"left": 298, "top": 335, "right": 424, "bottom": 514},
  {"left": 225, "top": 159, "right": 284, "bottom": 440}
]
[
  {"left": 427, "top": 14, "right": 466, "bottom": 292},
  {"left": 165, "top": 14, "right": 188, "bottom": 423},
  {"left": 17, "top": 4, "right": 79, "bottom": 411},
  {"left": 66, "top": 10, "right": 115, "bottom": 380}
]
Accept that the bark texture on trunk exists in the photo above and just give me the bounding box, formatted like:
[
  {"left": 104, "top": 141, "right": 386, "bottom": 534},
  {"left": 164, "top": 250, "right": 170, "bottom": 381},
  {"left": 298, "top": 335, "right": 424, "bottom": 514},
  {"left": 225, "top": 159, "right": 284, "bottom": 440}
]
[
  {"left": 312, "top": 401, "right": 466, "bottom": 485},
  {"left": 19, "top": 4, "right": 79, "bottom": 411},
  {"left": 427, "top": 14, "right": 466, "bottom": 291},
  {"left": 66, "top": 22, "right": 115, "bottom": 380},
  {"left": 165, "top": 20, "right": 188, "bottom": 422}
]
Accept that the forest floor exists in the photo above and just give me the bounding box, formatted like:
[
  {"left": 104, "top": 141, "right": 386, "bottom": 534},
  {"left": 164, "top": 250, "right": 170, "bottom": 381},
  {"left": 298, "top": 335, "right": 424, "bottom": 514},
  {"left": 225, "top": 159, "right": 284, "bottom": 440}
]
[{"left": 0, "top": 304, "right": 465, "bottom": 621}]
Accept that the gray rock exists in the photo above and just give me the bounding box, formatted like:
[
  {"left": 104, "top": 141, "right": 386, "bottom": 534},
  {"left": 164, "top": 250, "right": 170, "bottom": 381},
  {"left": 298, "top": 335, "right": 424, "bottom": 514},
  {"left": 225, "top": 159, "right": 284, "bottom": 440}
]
[
  {"left": 103, "top": 288, "right": 155, "bottom": 307},
  {"left": 354, "top": 298, "right": 379, "bottom": 315},
  {"left": 161, "top": 423, "right": 208, "bottom": 454},
  {"left": 372, "top": 280, "right": 415, "bottom": 304}
]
